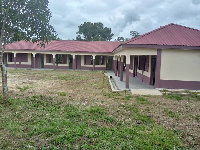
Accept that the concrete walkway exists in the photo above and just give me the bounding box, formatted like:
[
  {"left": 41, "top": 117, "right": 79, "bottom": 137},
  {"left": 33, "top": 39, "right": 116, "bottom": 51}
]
[{"left": 105, "top": 71, "right": 162, "bottom": 95}]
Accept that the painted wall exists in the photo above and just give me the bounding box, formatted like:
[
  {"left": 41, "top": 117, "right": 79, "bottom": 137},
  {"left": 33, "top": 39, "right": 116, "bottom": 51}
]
[
  {"left": 7, "top": 53, "right": 32, "bottom": 68},
  {"left": 115, "top": 48, "right": 157, "bottom": 56},
  {"left": 5, "top": 50, "right": 111, "bottom": 70},
  {"left": 160, "top": 49, "right": 200, "bottom": 81},
  {"left": 80, "top": 55, "right": 106, "bottom": 70}
]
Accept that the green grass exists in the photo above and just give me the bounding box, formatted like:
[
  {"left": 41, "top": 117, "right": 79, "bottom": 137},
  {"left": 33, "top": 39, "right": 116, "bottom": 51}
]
[
  {"left": 17, "top": 85, "right": 31, "bottom": 92},
  {"left": 166, "top": 94, "right": 183, "bottom": 101},
  {"left": 136, "top": 96, "right": 152, "bottom": 104},
  {"left": 124, "top": 95, "right": 133, "bottom": 100},
  {"left": 195, "top": 115, "right": 200, "bottom": 122},
  {"left": 58, "top": 92, "right": 67, "bottom": 96},
  {"left": 58, "top": 73, "right": 88, "bottom": 81},
  {"left": 0, "top": 95, "right": 185, "bottom": 149},
  {"left": 164, "top": 108, "right": 180, "bottom": 118}
]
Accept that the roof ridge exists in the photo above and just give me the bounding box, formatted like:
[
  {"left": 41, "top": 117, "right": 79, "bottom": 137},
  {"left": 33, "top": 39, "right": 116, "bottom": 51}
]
[
  {"left": 125, "top": 23, "right": 175, "bottom": 44},
  {"left": 172, "top": 23, "right": 200, "bottom": 32},
  {"left": 125, "top": 23, "right": 200, "bottom": 45}
]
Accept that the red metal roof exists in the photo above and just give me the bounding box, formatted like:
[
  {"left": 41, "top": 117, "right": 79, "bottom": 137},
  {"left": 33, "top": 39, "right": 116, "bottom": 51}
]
[
  {"left": 5, "top": 23, "right": 200, "bottom": 54},
  {"left": 126, "top": 23, "right": 200, "bottom": 46},
  {"left": 6, "top": 40, "right": 123, "bottom": 53}
]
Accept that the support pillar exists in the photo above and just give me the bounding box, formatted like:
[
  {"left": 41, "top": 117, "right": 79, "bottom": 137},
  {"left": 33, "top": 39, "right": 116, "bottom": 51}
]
[
  {"left": 53, "top": 54, "right": 56, "bottom": 70},
  {"left": 120, "top": 56, "right": 124, "bottom": 81},
  {"left": 32, "top": 53, "right": 36, "bottom": 68},
  {"left": 92, "top": 55, "right": 96, "bottom": 71},
  {"left": 14, "top": 53, "right": 17, "bottom": 68},
  {"left": 126, "top": 55, "right": 130, "bottom": 89},
  {"left": 19, "top": 54, "right": 21, "bottom": 67},
  {"left": 112, "top": 56, "right": 115, "bottom": 72},
  {"left": 155, "top": 49, "right": 162, "bottom": 88}
]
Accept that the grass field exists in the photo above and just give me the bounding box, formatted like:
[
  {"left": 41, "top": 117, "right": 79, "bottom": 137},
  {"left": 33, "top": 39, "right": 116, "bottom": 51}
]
[{"left": 0, "top": 69, "right": 199, "bottom": 149}]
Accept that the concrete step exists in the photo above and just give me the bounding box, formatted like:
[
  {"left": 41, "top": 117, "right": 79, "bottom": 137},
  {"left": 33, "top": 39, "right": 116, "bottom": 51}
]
[{"left": 131, "top": 89, "right": 162, "bottom": 95}]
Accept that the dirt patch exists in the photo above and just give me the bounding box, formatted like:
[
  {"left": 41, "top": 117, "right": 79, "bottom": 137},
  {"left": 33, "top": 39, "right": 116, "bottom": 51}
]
[{"left": 1, "top": 69, "right": 200, "bottom": 149}]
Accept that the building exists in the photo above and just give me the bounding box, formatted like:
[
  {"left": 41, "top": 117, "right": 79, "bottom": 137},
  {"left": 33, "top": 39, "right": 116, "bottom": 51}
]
[{"left": 4, "top": 23, "right": 200, "bottom": 90}]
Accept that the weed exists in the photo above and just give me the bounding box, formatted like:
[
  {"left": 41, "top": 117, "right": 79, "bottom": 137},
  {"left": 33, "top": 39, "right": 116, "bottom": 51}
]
[
  {"left": 162, "top": 89, "right": 169, "bottom": 94},
  {"left": 136, "top": 96, "right": 151, "bottom": 104},
  {"left": 58, "top": 73, "right": 87, "bottom": 81},
  {"left": 164, "top": 108, "right": 180, "bottom": 118},
  {"left": 166, "top": 94, "right": 183, "bottom": 101},
  {"left": 102, "top": 71, "right": 105, "bottom": 90},
  {"left": 102, "top": 91, "right": 122, "bottom": 99},
  {"left": 17, "top": 85, "right": 30, "bottom": 92},
  {"left": 124, "top": 95, "right": 133, "bottom": 100},
  {"left": 185, "top": 90, "right": 190, "bottom": 93},
  {"left": 195, "top": 115, "right": 200, "bottom": 122},
  {"left": 191, "top": 93, "right": 200, "bottom": 101},
  {"left": 58, "top": 92, "right": 66, "bottom": 96}
]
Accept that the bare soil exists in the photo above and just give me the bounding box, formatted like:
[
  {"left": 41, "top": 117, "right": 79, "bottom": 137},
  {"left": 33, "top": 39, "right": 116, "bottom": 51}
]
[{"left": 1, "top": 69, "right": 200, "bottom": 149}]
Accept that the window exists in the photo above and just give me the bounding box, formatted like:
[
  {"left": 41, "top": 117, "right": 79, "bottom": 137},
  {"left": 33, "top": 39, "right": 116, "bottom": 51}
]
[
  {"left": 84, "top": 55, "right": 93, "bottom": 65},
  {"left": 130, "top": 56, "right": 133, "bottom": 69},
  {"left": 138, "top": 56, "right": 145, "bottom": 70},
  {"left": 138, "top": 55, "right": 149, "bottom": 72},
  {"left": 101, "top": 56, "right": 105, "bottom": 65},
  {"left": 62, "top": 55, "right": 67, "bottom": 64},
  {"left": 56, "top": 54, "right": 62, "bottom": 64},
  {"left": 8, "top": 53, "right": 14, "bottom": 62},
  {"left": 95, "top": 56, "right": 100, "bottom": 65},
  {"left": 91, "top": 56, "right": 93, "bottom": 65},
  {"left": 145, "top": 56, "right": 149, "bottom": 72},
  {"left": 46, "top": 54, "right": 52, "bottom": 63},
  {"left": 20, "top": 53, "right": 28, "bottom": 62}
]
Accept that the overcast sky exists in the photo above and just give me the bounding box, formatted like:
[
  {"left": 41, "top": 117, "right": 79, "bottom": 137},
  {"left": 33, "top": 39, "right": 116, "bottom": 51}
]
[{"left": 48, "top": 0, "right": 200, "bottom": 40}]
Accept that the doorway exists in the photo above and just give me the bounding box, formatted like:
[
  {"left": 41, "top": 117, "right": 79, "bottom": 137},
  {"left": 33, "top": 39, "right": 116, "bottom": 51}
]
[
  {"left": 76, "top": 55, "right": 81, "bottom": 69},
  {"left": 133, "top": 56, "right": 138, "bottom": 77},
  {"left": 150, "top": 56, "right": 156, "bottom": 85},
  {"left": 40, "top": 54, "right": 44, "bottom": 68},
  {"left": 68, "top": 55, "right": 73, "bottom": 69},
  {"left": 106, "top": 56, "right": 113, "bottom": 70}
]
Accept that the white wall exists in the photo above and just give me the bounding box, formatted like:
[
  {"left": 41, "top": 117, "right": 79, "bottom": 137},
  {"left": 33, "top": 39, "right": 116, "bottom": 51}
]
[{"left": 160, "top": 49, "right": 200, "bottom": 81}]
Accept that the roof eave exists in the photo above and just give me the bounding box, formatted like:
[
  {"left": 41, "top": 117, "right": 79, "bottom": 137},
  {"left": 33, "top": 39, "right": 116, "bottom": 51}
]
[
  {"left": 4, "top": 49, "right": 113, "bottom": 55},
  {"left": 113, "top": 44, "right": 200, "bottom": 53}
]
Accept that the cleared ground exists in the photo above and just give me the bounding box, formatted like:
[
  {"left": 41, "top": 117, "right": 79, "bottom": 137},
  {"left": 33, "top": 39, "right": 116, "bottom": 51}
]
[{"left": 0, "top": 69, "right": 199, "bottom": 149}]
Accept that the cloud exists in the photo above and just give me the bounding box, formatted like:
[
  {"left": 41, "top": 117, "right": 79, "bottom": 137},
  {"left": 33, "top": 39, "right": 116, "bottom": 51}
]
[
  {"left": 192, "top": 0, "right": 200, "bottom": 5},
  {"left": 48, "top": 0, "right": 200, "bottom": 40}
]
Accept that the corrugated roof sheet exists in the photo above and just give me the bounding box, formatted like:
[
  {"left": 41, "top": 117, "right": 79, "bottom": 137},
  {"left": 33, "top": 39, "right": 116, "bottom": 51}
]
[
  {"left": 126, "top": 23, "right": 200, "bottom": 46},
  {"left": 5, "top": 23, "right": 200, "bottom": 53},
  {"left": 6, "top": 40, "right": 123, "bottom": 53}
]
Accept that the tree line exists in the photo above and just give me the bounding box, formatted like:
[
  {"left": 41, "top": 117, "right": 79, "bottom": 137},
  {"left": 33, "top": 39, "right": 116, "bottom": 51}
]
[
  {"left": 75, "top": 22, "right": 140, "bottom": 41},
  {"left": 0, "top": 1, "right": 139, "bottom": 98}
]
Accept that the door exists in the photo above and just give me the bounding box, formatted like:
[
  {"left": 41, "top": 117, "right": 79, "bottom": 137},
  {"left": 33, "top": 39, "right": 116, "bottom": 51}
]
[
  {"left": 76, "top": 55, "right": 81, "bottom": 69},
  {"left": 133, "top": 56, "right": 138, "bottom": 77},
  {"left": 106, "top": 56, "right": 113, "bottom": 70},
  {"left": 69, "top": 55, "right": 73, "bottom": 69},
  {"left": 150, "top": 56, "right": 156, "bottom": 85},
  {"left": 40, "top": 54, "right": 44, "bottom": 68}
]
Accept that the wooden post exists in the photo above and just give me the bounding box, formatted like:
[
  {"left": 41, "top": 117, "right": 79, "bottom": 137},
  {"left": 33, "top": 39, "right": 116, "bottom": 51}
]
[{"left": 120, "top": 56, "right": 124, "bottom": 81}]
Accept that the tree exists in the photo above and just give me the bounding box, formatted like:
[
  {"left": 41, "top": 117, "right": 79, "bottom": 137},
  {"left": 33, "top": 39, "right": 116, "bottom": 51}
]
[
  {"left": 130, "top": 31, "right": 140, "bottom": 39},
  {"left": 76, "top": 22, "right": 114, "bottom": 41},
  {"left": 116, "top": 37, "right": 125, "bottom": 41},
  {"left": 115, "top": 37, "right": 131, "bottom": 42},
  {"left": 0, "top": 0, "right": 57, "bottom": 98}
]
